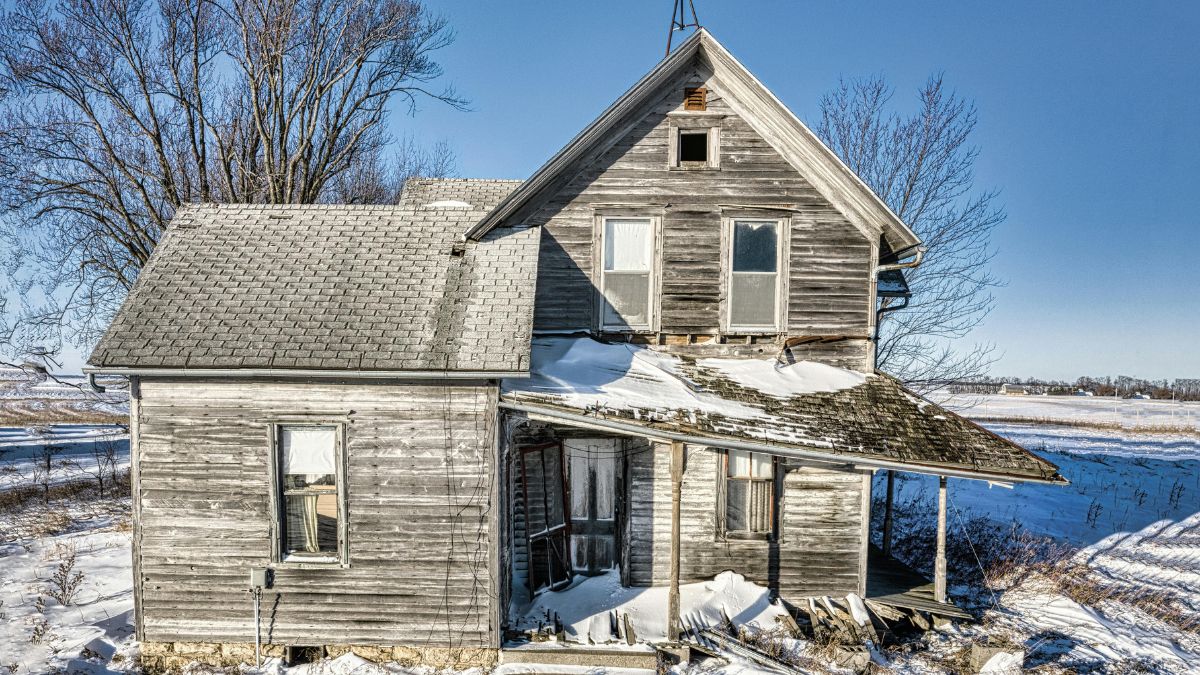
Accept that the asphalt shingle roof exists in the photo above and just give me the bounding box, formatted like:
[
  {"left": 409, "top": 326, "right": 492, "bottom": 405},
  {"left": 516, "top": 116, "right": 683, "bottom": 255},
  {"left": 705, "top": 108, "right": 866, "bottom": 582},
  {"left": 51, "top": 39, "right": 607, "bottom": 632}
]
[
  {"left": 502, "top": 338, "right": 1065, "bottom": 483},
  {"left": 89, "top": 183, "right": 539, "bottom": 373}
]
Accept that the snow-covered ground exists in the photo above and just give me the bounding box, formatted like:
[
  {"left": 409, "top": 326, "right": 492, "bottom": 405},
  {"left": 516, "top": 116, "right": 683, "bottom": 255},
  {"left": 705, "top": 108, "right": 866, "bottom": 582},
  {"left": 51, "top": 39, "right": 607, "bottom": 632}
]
[
  {"left": 0, "top": 425, "right": 130, "bottom": 492},
  {"left": 875, "top": 399, "right": 1200, "bottom": 674}
]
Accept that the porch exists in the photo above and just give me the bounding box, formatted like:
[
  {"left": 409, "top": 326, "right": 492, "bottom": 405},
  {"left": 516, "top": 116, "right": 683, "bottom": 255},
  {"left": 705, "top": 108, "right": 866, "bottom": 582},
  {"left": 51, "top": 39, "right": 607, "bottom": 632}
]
[{"left": 864, "top": 546, "right": 972, "bottom": 620}]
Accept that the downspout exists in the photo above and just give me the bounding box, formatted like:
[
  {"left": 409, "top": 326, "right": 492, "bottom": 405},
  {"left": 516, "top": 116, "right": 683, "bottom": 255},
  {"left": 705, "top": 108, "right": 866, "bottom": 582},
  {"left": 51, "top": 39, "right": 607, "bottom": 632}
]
[
  {"left": 87, "top": 372, "right": 106, "bottom": 393},
  {"left": 873, "top": 246, "right": 926, "bottom": 366}
]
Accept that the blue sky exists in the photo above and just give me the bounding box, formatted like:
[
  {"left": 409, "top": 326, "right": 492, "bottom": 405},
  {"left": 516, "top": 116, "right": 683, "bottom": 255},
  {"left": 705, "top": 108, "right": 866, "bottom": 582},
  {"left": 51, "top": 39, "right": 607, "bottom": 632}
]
[{"left": 386, "top": 1, "right": 1199, "bottom": 381}]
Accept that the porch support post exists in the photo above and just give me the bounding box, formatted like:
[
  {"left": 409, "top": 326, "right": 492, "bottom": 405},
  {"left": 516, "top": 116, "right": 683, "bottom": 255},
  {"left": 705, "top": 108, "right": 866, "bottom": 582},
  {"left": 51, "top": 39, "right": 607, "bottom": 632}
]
[
  {"left": 668, "top": 440, "right": 684, "bottom": 642},
  {"left": 934, "top": 475, "right": 948, "bottom": 603},
  {"left": 882, "top": 469, "right": 895, "bottom": 557}
]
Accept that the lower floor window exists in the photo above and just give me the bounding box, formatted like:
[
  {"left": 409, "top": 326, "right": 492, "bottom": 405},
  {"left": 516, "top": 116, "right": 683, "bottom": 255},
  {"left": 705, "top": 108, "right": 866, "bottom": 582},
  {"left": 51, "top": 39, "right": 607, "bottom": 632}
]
[
  {"left": 724, "top": 449, "right": 774, "bottom": 536},
  {"left": 274, "top": 425, "right": 344, "bottom": 562}
]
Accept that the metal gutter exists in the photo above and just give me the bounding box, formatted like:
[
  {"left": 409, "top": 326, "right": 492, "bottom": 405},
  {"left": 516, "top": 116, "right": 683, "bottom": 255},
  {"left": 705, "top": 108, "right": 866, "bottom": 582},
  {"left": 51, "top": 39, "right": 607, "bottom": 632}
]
[
  {"left": 84, "top": 366, "right": 530, "bottom": 380},
  {"left": 500, "top": 399, "right": 1068, "bottom": 485}
]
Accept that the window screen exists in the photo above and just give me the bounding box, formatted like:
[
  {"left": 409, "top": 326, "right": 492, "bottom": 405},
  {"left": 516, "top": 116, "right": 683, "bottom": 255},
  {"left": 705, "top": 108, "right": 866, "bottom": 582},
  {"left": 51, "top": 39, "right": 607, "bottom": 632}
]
[
  {"left": 601, "top": 218, "right": 653, "bottom": 329},
  {"left": 278, "top": 426, "right": 340, "bottom": 558},
  {"left": 725, "top": 449, "right": 774, "bottom": 535},
  {"left": 729, "top": 220, "right": 780, "bottom": 328}
]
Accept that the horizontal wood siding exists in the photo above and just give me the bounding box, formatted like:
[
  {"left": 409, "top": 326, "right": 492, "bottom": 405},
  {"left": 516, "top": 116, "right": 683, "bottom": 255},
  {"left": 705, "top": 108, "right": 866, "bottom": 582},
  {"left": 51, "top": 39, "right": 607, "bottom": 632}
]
[
  {"left": 778, "top": 466, "right": 867, "bottom": 598},
  {"left": 527, "top": 58, "right": 873, "bottom": 343},
  {"left": 135, "top": 378, "right": 497, "bottom": 647},
  {"left": 627, "top": 443, "right": 865, "bottom": 601}
]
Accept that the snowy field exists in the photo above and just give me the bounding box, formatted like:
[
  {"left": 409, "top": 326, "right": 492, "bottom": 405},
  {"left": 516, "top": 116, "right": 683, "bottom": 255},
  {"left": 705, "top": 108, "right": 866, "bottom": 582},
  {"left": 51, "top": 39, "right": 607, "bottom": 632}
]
[
  {"left": 0, "top": 367, "right": 127, "bottom": 425},
  {"left": 945, "top": 392, "right": 1200, "bottom": 432},
  {"left": 0, "top": 395, "right": 1197, "bottom": 673}
]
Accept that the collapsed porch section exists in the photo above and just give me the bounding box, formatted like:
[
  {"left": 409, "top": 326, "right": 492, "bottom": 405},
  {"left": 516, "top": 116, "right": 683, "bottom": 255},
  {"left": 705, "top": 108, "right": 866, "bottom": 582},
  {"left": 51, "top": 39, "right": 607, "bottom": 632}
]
[{"left": 498, "top": 337, "right": 1063, "bottom": 647}]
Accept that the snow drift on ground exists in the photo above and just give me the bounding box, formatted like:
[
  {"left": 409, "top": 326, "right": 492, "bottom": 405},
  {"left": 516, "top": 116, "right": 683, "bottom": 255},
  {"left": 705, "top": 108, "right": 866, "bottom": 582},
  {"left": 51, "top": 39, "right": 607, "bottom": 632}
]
[
  {"left": 0, "top": 512, "right": 136, "bottom": 673},
  {"left": 510, "top": 569, "right": 789, "bottom": 646}
]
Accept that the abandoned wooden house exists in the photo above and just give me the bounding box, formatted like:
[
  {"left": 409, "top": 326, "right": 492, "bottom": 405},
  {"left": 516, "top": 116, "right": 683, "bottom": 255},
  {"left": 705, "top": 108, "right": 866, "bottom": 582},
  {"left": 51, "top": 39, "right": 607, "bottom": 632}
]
[{"left": 86, "top": 29, "right": 1065, "bottom": 670}]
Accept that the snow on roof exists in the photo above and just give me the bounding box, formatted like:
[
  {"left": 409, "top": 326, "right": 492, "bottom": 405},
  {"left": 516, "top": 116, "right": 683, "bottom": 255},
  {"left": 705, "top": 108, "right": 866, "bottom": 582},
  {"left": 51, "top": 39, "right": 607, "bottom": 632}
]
[
  {"left": 506, "top": 337, "right": 867, "bottom": 426},
  {"left": 424, "top": 199, "right": 473, "bottom": 208},
  {"left": 502, "top": 337, "right": 1065, "bottom": 483}
]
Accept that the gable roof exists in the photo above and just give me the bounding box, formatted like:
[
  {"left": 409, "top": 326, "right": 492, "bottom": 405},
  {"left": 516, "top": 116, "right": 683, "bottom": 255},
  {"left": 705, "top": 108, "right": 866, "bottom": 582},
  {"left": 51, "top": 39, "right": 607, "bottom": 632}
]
[
  {"left": 464, "top": 29, "right": 920, "bottom": 254},
  {"left": 87, "top": 194, "right": 539, "bottom": 376},
  {"left": 502, "top": 337, "right": 1065, "bottom": 484}
]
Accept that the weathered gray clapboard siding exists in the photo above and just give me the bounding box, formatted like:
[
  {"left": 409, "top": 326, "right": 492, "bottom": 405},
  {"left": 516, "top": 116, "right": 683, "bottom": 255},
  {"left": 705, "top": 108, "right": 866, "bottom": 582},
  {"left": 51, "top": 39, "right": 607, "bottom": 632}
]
[
  {"left": 525, "top": 58, "right": 873, "bottom": 341},
  {"left": 782, "top": 339, "right": 873, "bottom": 373},
  {"left": 134, "top": 378, "right": 499, "bottom": 648},
  {"left": 627, "top": 443, "right": 865, "bottom": 600}
]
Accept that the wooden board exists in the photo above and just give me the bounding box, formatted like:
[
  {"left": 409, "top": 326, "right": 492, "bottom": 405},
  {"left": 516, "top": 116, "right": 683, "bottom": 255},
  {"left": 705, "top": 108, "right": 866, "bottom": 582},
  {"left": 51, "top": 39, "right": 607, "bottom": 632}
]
[{"left": 134, "top": 377, "right": 500, "bottom": 647}]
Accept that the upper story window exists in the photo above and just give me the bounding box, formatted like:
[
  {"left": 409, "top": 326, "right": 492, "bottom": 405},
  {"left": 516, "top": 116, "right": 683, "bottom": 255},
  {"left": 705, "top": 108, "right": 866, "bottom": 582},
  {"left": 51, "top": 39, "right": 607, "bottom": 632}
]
[
  {"left": 271, "top": 424, "right": 347, "bottom": 565},
  {"left": 599, "top": 217, "right": 657, "bottom": 331},
  {"left": 726, "top": 218, "right": 785, "bottom": 332}
]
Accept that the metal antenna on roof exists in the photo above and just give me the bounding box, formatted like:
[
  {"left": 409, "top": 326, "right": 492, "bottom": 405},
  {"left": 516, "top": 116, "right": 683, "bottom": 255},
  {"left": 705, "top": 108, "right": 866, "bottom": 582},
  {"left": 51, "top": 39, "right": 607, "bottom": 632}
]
[{"left": 665, "top": 0, "right": 702, "bottom": 57}]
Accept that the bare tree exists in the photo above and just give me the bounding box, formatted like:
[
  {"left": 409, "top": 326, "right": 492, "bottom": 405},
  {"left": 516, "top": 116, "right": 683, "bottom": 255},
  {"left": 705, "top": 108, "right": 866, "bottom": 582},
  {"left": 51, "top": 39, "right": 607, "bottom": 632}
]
[
  {"left": 0, "top": 0, "right": 463, "bottom": 357},
  {"left": 815, "top": 74, "right": 1003, "bottom": 389},
  {"left": 324, "top": 137, "right": 455, "bottom": 204}
]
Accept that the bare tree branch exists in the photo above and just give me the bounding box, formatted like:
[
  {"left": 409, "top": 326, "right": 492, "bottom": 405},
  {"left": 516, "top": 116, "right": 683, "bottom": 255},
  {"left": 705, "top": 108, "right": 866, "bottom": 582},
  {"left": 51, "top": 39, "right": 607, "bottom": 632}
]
[
  {"left": 0, "top": 0, "right": 461, "bottom": 360},
  {"left": 816, "top": 74, "right": 1004, "bottom": 390}
]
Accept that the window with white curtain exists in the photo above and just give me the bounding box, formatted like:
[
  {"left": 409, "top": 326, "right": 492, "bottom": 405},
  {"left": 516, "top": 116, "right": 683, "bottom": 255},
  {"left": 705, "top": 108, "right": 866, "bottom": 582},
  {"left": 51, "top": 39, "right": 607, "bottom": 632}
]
[
  {"left": 600, "top": 217, "right": 655, "bottom": 330},
  {"left": 274, "top": 425, "right": 344, "bottom": 562},
  {"left": 724, "top": 449, "right": 774, "bottom": 537},
  {"left": 727, "top": 219, "right": 781, "bottom": 330}
]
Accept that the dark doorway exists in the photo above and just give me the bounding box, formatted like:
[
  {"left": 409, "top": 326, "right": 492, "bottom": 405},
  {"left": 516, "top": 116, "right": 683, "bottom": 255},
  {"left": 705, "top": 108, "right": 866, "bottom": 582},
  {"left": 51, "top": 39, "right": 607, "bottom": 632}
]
[{"left": 520, "top": 443, "right": 571, "bottom": 592}]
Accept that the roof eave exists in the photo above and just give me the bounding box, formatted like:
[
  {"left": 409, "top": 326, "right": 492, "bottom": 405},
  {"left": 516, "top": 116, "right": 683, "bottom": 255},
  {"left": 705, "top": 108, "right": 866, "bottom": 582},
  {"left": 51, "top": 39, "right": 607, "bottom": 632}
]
[
  {"left": 465, "top": 30, "right": 709, "bottom": 241},
  {"left": 84, "top": 365, "right": 530, "bottom": 380},
  {"left": 500, "top": 398, "right": 1068, "bottom": 486}
]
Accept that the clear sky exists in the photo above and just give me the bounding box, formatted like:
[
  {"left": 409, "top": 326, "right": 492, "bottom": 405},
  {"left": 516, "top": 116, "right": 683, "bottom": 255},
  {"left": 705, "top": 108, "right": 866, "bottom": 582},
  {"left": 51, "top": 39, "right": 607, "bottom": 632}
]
[
  {"left": 384, "top": 0, "right": 1200, "bottom": 382},
  {"left": 28, "top": 1, "right": 1200, "bottom": 380}
]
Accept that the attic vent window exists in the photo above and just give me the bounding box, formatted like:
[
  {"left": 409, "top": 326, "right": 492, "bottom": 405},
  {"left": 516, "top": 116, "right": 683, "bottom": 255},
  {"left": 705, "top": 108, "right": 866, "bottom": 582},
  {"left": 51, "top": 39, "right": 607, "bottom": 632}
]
[
  {"left": 684, "top": 86, "right": 707, "bottom": 111},
  {"left": 678, "top": 131, "right": 708, "bottom": 163},
  {"left": 670, "top": 125, "right": 719, "bottom": 170}
]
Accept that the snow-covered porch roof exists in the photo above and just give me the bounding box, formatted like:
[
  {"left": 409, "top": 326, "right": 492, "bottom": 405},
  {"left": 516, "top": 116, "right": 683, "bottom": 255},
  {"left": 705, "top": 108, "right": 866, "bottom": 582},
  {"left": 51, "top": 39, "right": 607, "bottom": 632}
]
[{"left": 500, "top": 337, "right": 1066, "bottom": 484}]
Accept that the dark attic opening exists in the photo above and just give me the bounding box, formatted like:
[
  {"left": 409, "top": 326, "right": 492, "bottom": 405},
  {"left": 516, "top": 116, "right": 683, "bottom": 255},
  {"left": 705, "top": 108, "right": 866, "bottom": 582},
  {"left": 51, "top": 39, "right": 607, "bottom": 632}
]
[{"left": 678, "top": 130, "right": 708, "bottom": 163}]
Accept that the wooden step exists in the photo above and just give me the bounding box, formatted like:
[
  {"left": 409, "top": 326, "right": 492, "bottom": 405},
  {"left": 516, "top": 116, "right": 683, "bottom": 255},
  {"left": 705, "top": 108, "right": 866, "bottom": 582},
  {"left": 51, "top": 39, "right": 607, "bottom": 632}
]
[{"left": 499, "top": 645, "right": 658, "bottom": 670}]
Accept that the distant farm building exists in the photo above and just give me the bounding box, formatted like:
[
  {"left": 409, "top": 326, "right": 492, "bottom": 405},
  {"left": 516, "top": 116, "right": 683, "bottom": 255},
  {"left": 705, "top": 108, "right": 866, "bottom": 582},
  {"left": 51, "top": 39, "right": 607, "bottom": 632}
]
[{"left": 999, "top": 384, "right": 1029, "bottom": 396}]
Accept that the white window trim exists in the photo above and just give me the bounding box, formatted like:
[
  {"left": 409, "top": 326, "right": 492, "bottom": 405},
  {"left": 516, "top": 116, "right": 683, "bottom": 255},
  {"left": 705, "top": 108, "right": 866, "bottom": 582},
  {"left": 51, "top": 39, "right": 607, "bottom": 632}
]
[
  {"left": 594, "top": 214, "right": 662, "bottom": 333},
  {"left": 721, "top": 216, "right": 790, "bottom": 334},
  {"left": 267, "top": 421, "right": 350, "bottom": 568},
  {"left": 667, "top": 123, "right": 721, "bottom": 170}
]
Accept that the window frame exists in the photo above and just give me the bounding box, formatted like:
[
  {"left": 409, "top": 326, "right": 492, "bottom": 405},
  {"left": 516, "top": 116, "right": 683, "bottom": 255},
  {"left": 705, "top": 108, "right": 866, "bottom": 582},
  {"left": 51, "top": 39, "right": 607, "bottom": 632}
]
[
  {"left": 721, "top": 216, "right": 790, "bottom": 334},
  {"left": 668, "top": 119, "right": 721, "bottom": 170},
  {"left": 267, "top": 421, "right": 350, "bottom": 568},
  {"left": 594, "top": 214, "right": 662, "bottom": 333},
  {"left": 717, "top": 449, "right": 778, "bottom": 541}
]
